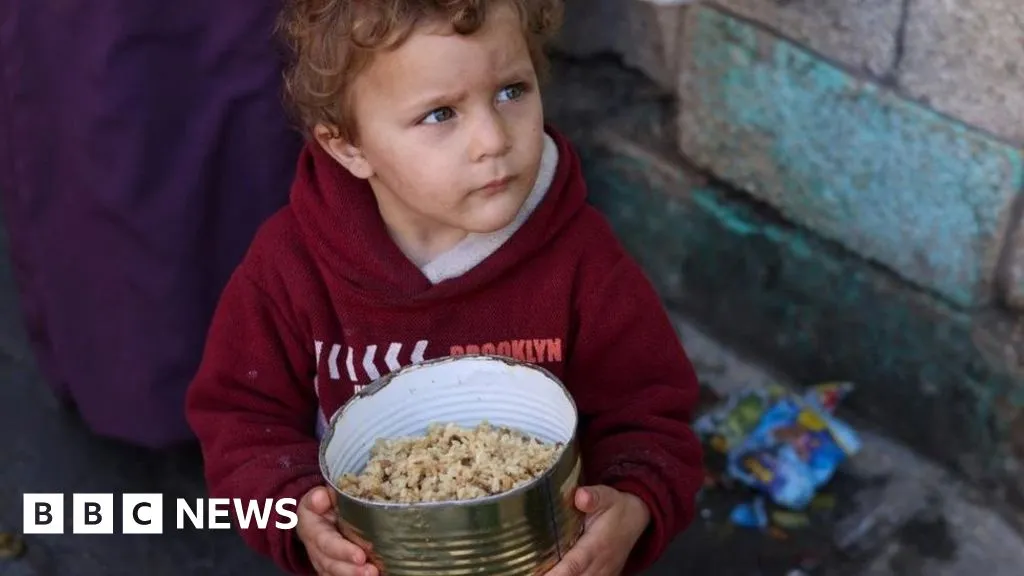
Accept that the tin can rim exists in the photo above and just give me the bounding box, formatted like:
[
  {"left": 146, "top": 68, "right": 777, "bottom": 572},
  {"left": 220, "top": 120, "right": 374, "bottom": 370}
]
[{"left": 318, "top": 354, "right": 580, "bottom": 510}]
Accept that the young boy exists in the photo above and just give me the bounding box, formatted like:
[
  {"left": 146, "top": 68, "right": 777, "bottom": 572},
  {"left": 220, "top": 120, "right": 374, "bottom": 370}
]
[{"left": 184, "top": 0, "right": 704, "bottom": 574}]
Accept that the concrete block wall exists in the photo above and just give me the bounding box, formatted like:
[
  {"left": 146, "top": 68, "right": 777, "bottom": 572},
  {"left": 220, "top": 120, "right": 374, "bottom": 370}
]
[
  {"left": 559, "top": 0, "right": 1024, "bottom": 308},
  {"left": 552, "top": 0, "right": 1024, "bottom": 512},
  {"left": 677, "top": 7, "right": 1023, "bottom": 307}
]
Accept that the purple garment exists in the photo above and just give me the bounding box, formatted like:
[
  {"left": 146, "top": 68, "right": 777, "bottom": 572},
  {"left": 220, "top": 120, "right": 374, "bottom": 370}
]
[{"left": 0, "top": 2, "right": 302, "bottom": 447}]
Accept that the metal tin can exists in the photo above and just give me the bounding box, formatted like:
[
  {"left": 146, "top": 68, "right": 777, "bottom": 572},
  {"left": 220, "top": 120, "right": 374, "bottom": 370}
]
[{"left": 319, "top": 355, "right": 583, "bottom": 575}]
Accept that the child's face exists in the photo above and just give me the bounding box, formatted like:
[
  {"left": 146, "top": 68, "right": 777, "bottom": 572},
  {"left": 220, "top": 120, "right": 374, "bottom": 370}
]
[{"left": 320, "top": 3, "right": 545, "bottom": 244}]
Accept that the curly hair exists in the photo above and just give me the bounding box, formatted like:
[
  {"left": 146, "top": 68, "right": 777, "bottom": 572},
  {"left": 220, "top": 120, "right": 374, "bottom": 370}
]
[{"left": 277, "top": 0, "right": 564, "bottom": 142}]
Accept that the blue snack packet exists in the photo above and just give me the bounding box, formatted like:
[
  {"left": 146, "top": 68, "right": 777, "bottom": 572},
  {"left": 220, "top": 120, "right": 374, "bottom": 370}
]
[
  {"left": 726, "top": 396, "right": 861, "bottom": 509},
  {"left": 694, "top": 385, "right": 788, "bottom": 454}
]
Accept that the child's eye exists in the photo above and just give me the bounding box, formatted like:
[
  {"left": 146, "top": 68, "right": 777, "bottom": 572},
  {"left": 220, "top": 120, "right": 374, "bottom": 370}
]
[
  {"left": 421, "top": 107, "right": 455, "bottom": 125},
  {"left": 497, "top": 83, "right": 526, "bottom": 103}
]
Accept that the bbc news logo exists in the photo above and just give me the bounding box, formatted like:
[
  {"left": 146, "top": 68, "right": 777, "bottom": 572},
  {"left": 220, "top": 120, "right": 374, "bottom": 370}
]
[{"left": 23, "top": 493, "right": 298, "bottom": 534}]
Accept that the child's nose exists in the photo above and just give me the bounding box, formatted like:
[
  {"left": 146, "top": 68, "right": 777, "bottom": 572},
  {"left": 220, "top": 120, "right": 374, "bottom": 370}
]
[{"left": 469, "top": 111, "right": 512, "bottom": 161}]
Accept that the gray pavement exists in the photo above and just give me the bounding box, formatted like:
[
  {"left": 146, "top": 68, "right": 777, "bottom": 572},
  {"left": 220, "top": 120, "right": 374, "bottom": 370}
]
[
  {"left": 678, "top": 324, "right": 1024, "bottom": 576},
  {"left": 1, "top": 215, "right": 1024, "bottom": 575}
]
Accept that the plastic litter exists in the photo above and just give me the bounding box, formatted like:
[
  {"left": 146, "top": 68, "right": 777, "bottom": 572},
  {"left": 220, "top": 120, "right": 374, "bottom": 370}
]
[
  {"left": 810, "top": 493, "right": 836, "bottom": 511},
  {"left": 729, "top": 496, "right": 768, "bottom": 529},
  {"left": 772, "top": 510, "right": 812, "bottom": 529},
  {"left": 696, "top": 382, "right": 862, "bottom": 510}
]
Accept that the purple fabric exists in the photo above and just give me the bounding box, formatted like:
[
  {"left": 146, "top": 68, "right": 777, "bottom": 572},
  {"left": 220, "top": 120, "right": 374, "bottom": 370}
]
[{"left": 0, "top": 2, "right": 302, "bottom": 447}]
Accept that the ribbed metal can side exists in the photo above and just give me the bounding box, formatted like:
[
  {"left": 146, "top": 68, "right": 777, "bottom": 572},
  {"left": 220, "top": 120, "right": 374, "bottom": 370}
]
[
  {"left": 319, "top": 355, "right": 585, "bottom": 575},
  {"left": 336, "top": 444, "right": 584, "bottom": 575}
]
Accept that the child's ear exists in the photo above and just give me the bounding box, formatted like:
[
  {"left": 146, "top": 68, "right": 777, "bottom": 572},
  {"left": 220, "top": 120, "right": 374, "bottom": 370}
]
[{"left": 314, "top": 124, "right": 374, "bottom": 179}]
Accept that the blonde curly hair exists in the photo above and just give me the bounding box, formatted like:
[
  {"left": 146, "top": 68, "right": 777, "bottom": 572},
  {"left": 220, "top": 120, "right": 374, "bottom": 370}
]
[{"left": 277, "top": 0, "right": 564, "bottom": 142}]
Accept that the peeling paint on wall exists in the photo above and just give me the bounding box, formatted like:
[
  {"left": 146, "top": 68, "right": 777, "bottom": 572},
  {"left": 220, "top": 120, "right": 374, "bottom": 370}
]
[{"left": 677, "top": 6, "right": 1024, "bottom": 308}]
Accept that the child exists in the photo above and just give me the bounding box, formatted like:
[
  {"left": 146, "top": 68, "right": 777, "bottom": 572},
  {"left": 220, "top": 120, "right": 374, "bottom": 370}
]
[{"left": 184, "top": 0, "right": 704, "bottom": 574}]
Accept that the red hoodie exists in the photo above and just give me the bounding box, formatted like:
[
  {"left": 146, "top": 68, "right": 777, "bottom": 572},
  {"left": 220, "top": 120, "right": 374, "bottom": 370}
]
[{"left": 184, "top": 127, "right": 704, "bottom": 574}]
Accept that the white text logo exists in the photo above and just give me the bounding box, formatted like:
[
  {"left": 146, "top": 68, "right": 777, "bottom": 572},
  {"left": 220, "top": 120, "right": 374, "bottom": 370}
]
[{"left": 22, "top": 493, "right": 298, "bottom": 534}]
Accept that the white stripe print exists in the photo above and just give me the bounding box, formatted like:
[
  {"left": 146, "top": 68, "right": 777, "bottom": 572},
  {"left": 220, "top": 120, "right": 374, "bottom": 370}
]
[
  {"left": 363, "top": 345, "right": 381, "bottom": 380},
  {"left": 313, "top": 340, "right": 325, "bottom": 398},
  {"left": 358, "top": 340, "right": 428, "bottom": 381},
  {"left": 411, "top": 340, "right": 427, "bottom": 363},
  {"left": 384, "top": 343, "right": 402, "bottom": 372},
  {"left": 346, "top": 346, "right": 356, "bottom": 382},
  {"left": 319, "top": 340, "right": 430, "bottom": 382},
  {"left": 328, "top": 344, "right": 341, "bottom": 380}
]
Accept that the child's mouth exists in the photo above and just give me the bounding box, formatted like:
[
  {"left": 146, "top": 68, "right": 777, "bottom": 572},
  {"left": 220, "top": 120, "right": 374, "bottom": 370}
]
[{"left": 478, "top": 175, "right": 514, "bottom": 193}]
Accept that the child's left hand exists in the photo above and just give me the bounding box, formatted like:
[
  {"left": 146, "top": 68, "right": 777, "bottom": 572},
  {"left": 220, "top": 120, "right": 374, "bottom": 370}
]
[{"left": 543, "top": 485, "right": 651, "bottom": 576}]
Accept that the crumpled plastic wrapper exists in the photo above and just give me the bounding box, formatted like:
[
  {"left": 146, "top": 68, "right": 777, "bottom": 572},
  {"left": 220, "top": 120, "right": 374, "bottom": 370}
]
[{"left": 696, "top": 382, "right": 861, "bottom": 510}]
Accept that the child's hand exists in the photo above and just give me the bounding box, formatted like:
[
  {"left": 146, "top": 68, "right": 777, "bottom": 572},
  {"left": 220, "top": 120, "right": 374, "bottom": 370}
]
[
  {"left": 544, "top": 485, "right": 650, "bottom": 576},
  {"left": 296, "top": 486, "right": 378, "bottom": 576}
]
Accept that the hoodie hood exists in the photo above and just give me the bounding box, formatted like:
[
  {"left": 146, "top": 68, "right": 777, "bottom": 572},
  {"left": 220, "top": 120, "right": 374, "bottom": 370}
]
[{"left": 288, "top": 126, "right": 588, "bottom": 305}]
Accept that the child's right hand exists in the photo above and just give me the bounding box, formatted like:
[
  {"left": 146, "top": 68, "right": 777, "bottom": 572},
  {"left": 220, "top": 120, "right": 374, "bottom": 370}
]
[{"left": 297, "top": 486, "right": 379, "bottom": 576}]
